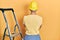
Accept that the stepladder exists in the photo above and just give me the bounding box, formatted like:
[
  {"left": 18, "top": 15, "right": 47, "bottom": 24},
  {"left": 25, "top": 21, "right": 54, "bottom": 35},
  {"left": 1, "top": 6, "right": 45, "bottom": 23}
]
[{"left": 0, "top": 8, "right": 23, "bottom": 40}]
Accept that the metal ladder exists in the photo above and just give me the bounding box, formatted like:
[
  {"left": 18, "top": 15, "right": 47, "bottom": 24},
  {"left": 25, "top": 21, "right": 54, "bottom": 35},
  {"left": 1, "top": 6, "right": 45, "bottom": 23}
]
[{"left": 0, "top": 8, "right": 22, "bottom": 40}]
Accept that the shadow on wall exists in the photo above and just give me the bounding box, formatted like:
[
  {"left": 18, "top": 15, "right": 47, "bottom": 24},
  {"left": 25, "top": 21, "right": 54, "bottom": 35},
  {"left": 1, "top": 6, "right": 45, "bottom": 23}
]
[{"left": 18, "top": 3, "right": 29, "bottom": 37}]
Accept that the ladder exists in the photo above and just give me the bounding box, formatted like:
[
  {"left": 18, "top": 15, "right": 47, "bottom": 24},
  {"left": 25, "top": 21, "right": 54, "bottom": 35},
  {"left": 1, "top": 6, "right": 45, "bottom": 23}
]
[{"left": 0, "top": 8, "right": 22, "bottom": 40}]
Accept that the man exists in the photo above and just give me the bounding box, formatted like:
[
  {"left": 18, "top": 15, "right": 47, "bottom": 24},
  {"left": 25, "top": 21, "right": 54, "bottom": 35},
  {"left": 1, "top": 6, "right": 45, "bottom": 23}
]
[{"left": 23, "top": 1, "right": 42, "bottom": 40}]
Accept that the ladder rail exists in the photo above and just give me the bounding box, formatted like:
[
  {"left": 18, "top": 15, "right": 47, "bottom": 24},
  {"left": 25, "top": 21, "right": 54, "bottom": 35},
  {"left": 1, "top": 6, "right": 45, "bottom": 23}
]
[{"left": 0, "top": 8, "right": 22, "bottom": 40}]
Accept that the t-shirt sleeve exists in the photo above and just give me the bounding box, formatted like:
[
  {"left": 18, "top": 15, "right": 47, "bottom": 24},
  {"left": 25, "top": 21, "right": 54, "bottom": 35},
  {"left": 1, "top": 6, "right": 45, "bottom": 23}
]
[
  {"left": 41, "top": 17, "right": 42, "bottom": 25},
  {"left": 23, "top": 16, "right": 25, "bottom": 24},
  {"left": 40, "top": 17, "right": 42, "bottom": 25},
  {"left": 23, "top": 16, "right": 26, "bottom": 24}
]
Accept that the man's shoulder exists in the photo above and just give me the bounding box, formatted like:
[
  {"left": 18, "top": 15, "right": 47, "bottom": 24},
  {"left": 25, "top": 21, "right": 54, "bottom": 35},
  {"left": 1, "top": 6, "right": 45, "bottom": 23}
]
[
  {"left": 24, "top": 15, "right": 42, "bottom": 19},
  {"left": 36, "top": 15, "right": 42, "bottom": 18}
]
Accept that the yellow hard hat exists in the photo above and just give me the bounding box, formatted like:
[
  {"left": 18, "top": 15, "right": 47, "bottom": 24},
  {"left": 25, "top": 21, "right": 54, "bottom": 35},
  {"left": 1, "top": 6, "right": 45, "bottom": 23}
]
[{"left": 29, "top": 1, "right": 38, "bottom": 11}]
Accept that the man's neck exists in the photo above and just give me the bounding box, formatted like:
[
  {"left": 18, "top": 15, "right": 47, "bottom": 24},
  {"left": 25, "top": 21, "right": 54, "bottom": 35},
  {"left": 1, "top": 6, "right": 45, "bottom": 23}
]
[
  {"left": 31, "top": 13, "right": 36, "bottom": 15},
  {"left": 31, "top": 12, "right": 36, "bottom": 15}
]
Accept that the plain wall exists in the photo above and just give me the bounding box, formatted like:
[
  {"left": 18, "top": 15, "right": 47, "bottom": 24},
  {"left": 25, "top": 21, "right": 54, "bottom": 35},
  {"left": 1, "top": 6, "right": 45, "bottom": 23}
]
[{"left": 0, "top": 0, "right": 60, "bottom": 40}]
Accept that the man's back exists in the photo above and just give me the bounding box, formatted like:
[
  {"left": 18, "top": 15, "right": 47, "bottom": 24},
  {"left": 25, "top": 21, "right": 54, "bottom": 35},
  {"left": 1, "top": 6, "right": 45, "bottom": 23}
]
[{"left": 23, "top": 15, "right": 42, "bottom": 35}]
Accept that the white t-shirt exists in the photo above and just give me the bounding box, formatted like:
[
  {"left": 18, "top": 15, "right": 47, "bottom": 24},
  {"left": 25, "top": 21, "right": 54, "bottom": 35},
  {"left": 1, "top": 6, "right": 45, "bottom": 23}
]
[{"left": 23, "top": 15, "right": 42, "bottom": 35}]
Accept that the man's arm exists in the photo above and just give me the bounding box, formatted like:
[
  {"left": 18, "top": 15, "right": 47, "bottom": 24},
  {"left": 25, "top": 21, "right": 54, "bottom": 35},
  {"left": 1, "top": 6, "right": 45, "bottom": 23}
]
[
  {"left": 40, "top": 25, "right": 42, "bottom": 29},
  {"left": 39, "top": 17, "right": 42, "bottom": 29},
  {"left": 23, "top": 23, "right": 26, "bottom": 27}
]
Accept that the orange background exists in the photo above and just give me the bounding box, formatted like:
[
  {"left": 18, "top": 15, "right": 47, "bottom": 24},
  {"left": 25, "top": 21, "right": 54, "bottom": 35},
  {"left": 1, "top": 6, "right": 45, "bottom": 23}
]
[{"left": 0, "top": 0, "right": 60, "bottom": 40}]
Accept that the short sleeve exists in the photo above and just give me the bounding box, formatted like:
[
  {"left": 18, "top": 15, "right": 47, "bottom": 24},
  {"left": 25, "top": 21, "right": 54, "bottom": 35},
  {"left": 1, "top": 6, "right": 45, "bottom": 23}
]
[
  {"left": 23, "top": 16, "right": 25, "bottom": 24},
  {"left": 23, "top": 16, "right": 26, "bottom": 24},
  {"left": 40, "top": 17, "right": 42, "bottom": 25}
]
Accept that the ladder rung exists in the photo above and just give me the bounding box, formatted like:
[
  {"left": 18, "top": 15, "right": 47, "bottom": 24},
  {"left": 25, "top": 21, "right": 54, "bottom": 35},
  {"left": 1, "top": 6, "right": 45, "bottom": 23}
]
[
  {"left": 6, "top": 34, "right": 9, "bottom": 36},
  {"left": 6, "top": 33, "right": 20, "bottom": 37},
  {"left": 11, "top": 33, "right": 19, "bottom": 37}
]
